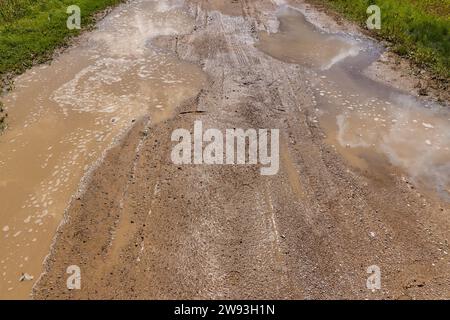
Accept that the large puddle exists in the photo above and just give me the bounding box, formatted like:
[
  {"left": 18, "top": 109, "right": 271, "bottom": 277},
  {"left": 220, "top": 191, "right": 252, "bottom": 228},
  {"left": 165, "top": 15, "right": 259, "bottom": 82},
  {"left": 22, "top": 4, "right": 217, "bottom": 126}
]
[
  {"left": 256, "top": 8, "right": 359, "bottom": 70},
  {"left": 257, "top": 6, "right": 450, "bottom": 201},
  {"left": 0, "top": 0, "right": 205, "bottom": 298},
  {"left": 1, "top": 0, "right": 449, "bottom": 300}
]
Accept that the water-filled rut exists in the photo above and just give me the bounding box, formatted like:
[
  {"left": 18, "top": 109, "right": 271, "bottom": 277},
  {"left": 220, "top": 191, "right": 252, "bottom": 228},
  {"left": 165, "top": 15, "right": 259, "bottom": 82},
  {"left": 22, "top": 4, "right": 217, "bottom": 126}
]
[
  {"left": 257, "top": 6, "right": 450, "bottom": 200},
  {"left": 1, "top": 0, "right": 449, "bottom": 300},
  {"left": 0, "top": 0, "right": 205, "bottom": 298}
]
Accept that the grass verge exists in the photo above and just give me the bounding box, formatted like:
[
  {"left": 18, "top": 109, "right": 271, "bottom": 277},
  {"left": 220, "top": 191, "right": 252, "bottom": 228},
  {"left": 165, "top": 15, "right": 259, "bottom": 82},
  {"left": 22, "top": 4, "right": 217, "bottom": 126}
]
[
  {"left": 308, "top": 0, "right": 449, "bottom": 80},
  {"left": 0, "top": 0, "right": 126, "bottom": 132},
  {"left": 0, "top": 0, "right": 125, "bottom": 80}
]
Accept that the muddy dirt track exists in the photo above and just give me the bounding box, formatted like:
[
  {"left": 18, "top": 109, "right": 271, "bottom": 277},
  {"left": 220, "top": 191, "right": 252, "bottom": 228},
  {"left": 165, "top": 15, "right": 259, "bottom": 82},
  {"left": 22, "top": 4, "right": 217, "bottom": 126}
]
[{"left": 31, "top": 0, "right": 450, "bottom": 299}]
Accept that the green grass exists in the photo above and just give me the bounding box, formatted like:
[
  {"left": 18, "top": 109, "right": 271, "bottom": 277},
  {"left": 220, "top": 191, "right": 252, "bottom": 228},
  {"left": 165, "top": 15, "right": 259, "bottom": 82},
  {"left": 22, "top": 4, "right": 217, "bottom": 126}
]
[
  {"left": 0, "top": 0, "right": 124, "bottom": 78},
  {"left": 311, "top": 0, "right": 450, "bottom": 79}
]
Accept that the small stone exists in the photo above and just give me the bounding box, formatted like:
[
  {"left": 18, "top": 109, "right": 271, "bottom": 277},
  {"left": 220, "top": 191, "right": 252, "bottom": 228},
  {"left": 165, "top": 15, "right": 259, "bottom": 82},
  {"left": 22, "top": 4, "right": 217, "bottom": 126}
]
[{"left": 19, "top": 273, "right": 34, "bottom": 282}]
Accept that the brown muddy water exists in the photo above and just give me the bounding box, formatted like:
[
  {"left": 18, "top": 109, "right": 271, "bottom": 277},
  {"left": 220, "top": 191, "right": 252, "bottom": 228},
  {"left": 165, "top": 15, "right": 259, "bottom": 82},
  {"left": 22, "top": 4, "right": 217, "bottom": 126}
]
[
  {"left": 257, "top": 6, "right": 450, "bottom": 202},
  {"left": 1, "top": 0, "right": 449, "bottom": 300},
  {"left": 0, "top": 0, "right": 205, "bottom": 299}
]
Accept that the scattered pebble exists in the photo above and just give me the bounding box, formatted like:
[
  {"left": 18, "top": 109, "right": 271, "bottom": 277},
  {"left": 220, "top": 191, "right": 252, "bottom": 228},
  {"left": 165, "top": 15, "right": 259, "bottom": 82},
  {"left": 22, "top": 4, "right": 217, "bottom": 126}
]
[{"left": 19, "top": 273, "right": 33, "bottom": 282}]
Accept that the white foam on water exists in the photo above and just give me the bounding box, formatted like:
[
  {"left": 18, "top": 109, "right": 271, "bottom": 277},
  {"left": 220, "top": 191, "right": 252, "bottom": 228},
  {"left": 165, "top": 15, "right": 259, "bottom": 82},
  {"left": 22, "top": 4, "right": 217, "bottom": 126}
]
[
  {"left": 0, "top": 0, "right": 206, "bottom": 298},
  {"left": 334, "top": 90, "right": 450, "bottom": 198},
  {"left": 92, "top": 0, "right": 194, "bottom": 57}
]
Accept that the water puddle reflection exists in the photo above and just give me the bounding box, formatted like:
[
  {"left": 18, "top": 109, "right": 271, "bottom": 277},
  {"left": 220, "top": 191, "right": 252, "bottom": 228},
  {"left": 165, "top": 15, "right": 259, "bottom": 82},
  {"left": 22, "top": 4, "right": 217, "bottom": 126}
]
[{"left": 256, "top": 6, "right": 450, "bottom": 200}]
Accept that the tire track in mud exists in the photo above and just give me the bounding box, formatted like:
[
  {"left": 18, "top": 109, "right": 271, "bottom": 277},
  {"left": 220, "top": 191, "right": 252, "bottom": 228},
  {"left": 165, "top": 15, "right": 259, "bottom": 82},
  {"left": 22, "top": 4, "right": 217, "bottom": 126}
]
[
  {"left": 0, "top": 0, "right": 206, "bottom": 299},
  {"left": 33, "top": 0, "right": 450, "bottom": 300}
]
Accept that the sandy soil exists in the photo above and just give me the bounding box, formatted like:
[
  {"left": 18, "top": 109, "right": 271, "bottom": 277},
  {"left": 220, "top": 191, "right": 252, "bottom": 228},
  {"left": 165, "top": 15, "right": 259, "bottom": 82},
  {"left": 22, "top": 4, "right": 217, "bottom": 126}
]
[{"left": 32, "top": 0, "right": 450, "bottom": 300}]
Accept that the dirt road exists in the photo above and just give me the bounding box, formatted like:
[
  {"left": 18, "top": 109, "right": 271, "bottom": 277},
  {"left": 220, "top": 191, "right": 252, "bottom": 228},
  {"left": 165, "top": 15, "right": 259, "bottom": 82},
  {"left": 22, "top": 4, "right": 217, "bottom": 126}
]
[{"left": 27, "top": 0, "right": 450, "bottom": 299}]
